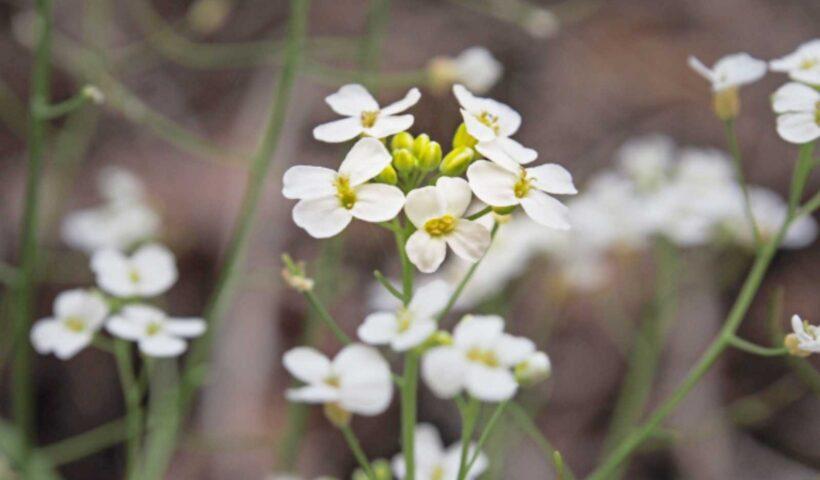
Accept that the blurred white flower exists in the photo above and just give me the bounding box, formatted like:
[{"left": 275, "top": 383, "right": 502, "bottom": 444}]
[
  {"left": 428, "top": 47, "right": 502, "bottom": 94},
  {"left": 467, "top": 160, "right": 576, "bottom": 229},
  {"left": 771, "top": 82, "right": 820, "bottom": 144},
  {"left": 404, "top": 177, "right": 491, "bottom": 273},
  {"left": 523, "top": 8, "right": 560, "bottom": 39},
  {"left": 770, "top": 39, "right": 820, "bottom": 86},
  {"left": 91, "top": 243, "right": 178, "bottom": 298},
  {"left": 283, "top": 344, "right": 393, "bottom": 416},
  {"left": 453, "top": 84, "right": 536, "bottom": 171},
  {"left": 107, "top": 304, "right": 205, "bottom": 357},
  {"left": 283, "top": 138, "right": 405, "bottom": 238},
  {"left": 97, "top": 166, "right": 147, "bottom": 205},
  {"left": 514, "top": 350, "right": 551, "bottom": 386},
  {"left": 723, "top": 187, "right": 817, "bottom": 249},
  {"left": 687, "top": 53, "right": 766, "bottom": 91},
  {"left": 313, "top": 84, "right": 420, "bottom": 142},
  {"left": 392, "top": 423, "right": 487, "bottom": 480},
  {"left": 422, "top": 315, "right": 534, "bottom": 402},
  {"left": 30, "top": 289, "right": 109, "bottom": 360},
  {"left": 785, "top": 315, "right": 820, "bottom": 357},
  {"left": 616, "top": 134, "right": 674, "bottom": 191},
  {"left": 358, "top": 280, "right": 451, "bottom": 351}
]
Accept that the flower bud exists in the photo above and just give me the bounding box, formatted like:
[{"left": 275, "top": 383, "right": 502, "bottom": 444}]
[
  {"left": 784, "top": 333, "right": 811, "bottom": 358},
  {"left": 375, "top": 165, "right": 398, "bottom": 185},
  {"left": 439, "top": 146, "right": 475, "bottom": 176},
  {"left": 392, "top": 148, "right": 417, "bottom": 174},
  {"left": 412, "top": 133, "right": 431, "bottom": 159},
  {"left": 453, "top": 123, "right": 477, "bottom": 149},
  {"left": 515, "top": 351, "right": 551, "bottom": 386},
  {"left": 417, "top": 141, "right": 442, "bottom": 172},
  {"left": 713, "top": 87, "right": 740, "bottom": 121},
  {"left": 372, "top": 459, "right": 392, "bottom": 480},
  {"left": 492, "top": 205, "right": 516, "bottom": 215},
  {"left": 323, "top": 402, "right": 351, "bottom": 427},
  {"left": 391, "top": 131, "right": 414, "bottom": 152}
]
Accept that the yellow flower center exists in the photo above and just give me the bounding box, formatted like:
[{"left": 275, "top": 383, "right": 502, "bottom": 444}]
[
  {"left": 430, "top": 466, "right": 445, "bottom": 480},
  {"left": 800, "top": 58, "right": 818, "bottom": 70},
  {"left": 360, "top": 110, "right": 379, "bottom": 128},
  {"left": 146, "top": 322, "right": 162, "bottom": 336},
  {"left": 477, "top": 111, "right": 500, "bottom": 134},
  {"left": 324, "top": 375, "right": 341, "bottom": 388},
  {"left": 466, "top": 347, "right": 499, "bottom": 367},
  {"left": 397, "top": 308, "right": 413, "bottom": 333},
  {"left": 63, "top": 316, "right": 86, "bottom": 332},
  {"left": 334, "top": 176, "right": 357, "bottom": 209},
  {"left": 129, "top": 268, "right": 141, "bottom": 284},
  {"left": 513, "top": 170, "right": 532, "bottom": 198},
  {"left": 424, "top": 214, "right": 457, "bottom": 237}
]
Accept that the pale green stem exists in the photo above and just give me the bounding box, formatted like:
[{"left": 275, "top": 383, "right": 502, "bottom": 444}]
[
  {"left": 400, "top": 351, "right": 419, "bottom": 480},
  {"left": 724, "top": 120, "right": 762, "bottom": 249},
  {"left": 726, "top": 335, "right": 787, "bottom": 357},
  {"left": 466, "top": 206, "right": 492, "bottom": 221},
  {"left": 465, "top": 400, "right": 508, "bottom": 473},
  {"left": 33, "top": 86, "right": 99, "bottom": 119},
  {"left": 374, "top": 270, "right": 403, "bottom": 301},
  {"left": 456, "top": 397, "right": 480, "bottom": 480},
  {"left": 141, "top": 359, "right": 180, "bottom": 480},
  {"left": 114, "top": 340, "right": 143, "bottom": 479},
  {"left": 302, "top": 288, "right": 352, "bottom": 344},
  {"left": 507, "top": 402, "right": 576, "bottom": 480},
  {"left": 393, "top": 220, "right": 414, "bottom": 304},
  {"left": 340, "top": 426, "right": 376, "bottom": 480},
  {"left": 41, "top": 418, "right": 127, "bottom": 466}
]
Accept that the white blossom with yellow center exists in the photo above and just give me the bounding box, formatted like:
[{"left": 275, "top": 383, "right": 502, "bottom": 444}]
[
  {"left": 687, "top": 53, "right": 766, "bottom": 92},
  {"left": 312, "top": 84, "right": 421, "bottom": 143},
  {"left": 770, "top": 39, "right": 820, "bottom": 86},
  {"left": 107, "top": 304, "right": 205, "bottom": 357},
  {"left": 771, "top": 82, "right": 820, "bottom": 144},
  {"left": 283, "top": 138, "right": 406, "bottom": 238},
  {"left": 392, "top": 423, "right": 488, "bottom": 480},
  {"left": 91, "top": 243, "right": 178, "bottom": 298},
  {"left": 788, "top": 315, "right": 820, "bottom": 356},
  {"left": 30, "top": 289, "right": 109, "bottom": 360}
]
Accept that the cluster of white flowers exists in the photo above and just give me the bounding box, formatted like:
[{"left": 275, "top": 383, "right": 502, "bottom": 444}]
[{"left": 31, "top": 242, "right": 204, "bottom": 359}]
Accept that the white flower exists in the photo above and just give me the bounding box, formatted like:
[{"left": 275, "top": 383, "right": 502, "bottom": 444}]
[
  {"left": 97, "top": 166, "right": 147, "bottom": 205},
  {"left": 283, "top": 138, "right": 405, "bottom": 238},
  {"left": 788, "top": 315, "right": 820, "bottom": 355},
  {"left": 467, "top": 160, "right": 576, "bottom": 229},
  {"left": 404, "top": 177, "right": 491, "bottom": 273},
  {"left": 514, "top": 351, "right": 551, "bottom": 386},
  {"left": 771, "top": 82, "right": 820, "bottom": 144},
  {"left": 30, "top": 289, "right": 109, "bottom": 359},
  {"left": 107, "top": 304, "right": 205, "bottom": 357},
  {"left": 452, "top": 84, "right": 536, "bottom": 171},
  {"left": 421, "top": 315, "right": 535, "bottom": 402},
  {"left": 428, "top": 47, "right": 502, "bottom": 94},
  {"left": 62, "top": 203, "right": 160, "bottom": 253},
  {"left": 358, "top": 280, "right": 451, "bottom": 351},
  {"left": 392, "top": 423, "right": 487, "bottom": 480},
  {"left": 687, "top": 53, "right": 766, "bottom": 91},
  {"left": 283, "top": 344, "right": 393, "bottom": 416},
  {"left": 770, "top": 39, "right": 820, "bottom": 86},
  {"left": 91, "top": 243, "right": 178, "bottom": 298},
  {"left": 312, "top": 84, "right": 420, "bottom": 142},
  {"left": 723, "top": 187, "right": 817, "bottom": 250},
  {"left": 616, "top": 134, "right": 675, "bottom": 191}
]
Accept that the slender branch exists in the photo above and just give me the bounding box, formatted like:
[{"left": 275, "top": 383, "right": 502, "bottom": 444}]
[
  {"left": 797, "top": 190, "right": 820, "bottom": 217},
  {"left": 303, "top": 288, "right": 352, "bottom": 345},
  {"left": 724, "top": 120, "right": 761, "bottom": 249},
  {"left": 374, "top": 270, "right": 403, "bottom": 301},
  {"left": 33, "top": 85, "right": 102, "bottom": 119},
  {"left": 456, "top": 397, "right": 480, "bottom": 480},
  {"left": 466, "top": 206, "right": 492, "bottom": 221},
  {"left": 340, "top": 426, "right": 376, "bottom": 480},
  {"left": 726, "top": 335, "right": 787, "bottom": 357},
  {"left": 114, "top": 340, "right": 143, "bottom": 479},
  {"left": 507, "top": 402, "right": 575, "bottom": 480},
  {"left": 41, "top": 418, "right": 127, "bottom": 466},
  {"left": 465, "top": 400, "right": 508, "bottom": 472},
  {"left": 400, "top": 350, "right": 419, "bottom": 480},
  {"left": 392, "top": 219, "right": 414, "bottom": 305}
]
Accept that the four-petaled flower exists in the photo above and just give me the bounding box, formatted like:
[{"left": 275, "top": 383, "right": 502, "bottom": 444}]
[
  {"left": 313, "top": 84, "right": 421, "bottom": 143},
  {"left": 687, "top": 53, "right": 766, "bottom": 92},
  {"left": 404, "top": 177, "right": 491, "bottom": 273},
  {"left": 91, "top": 243, "right": 178, "bottom": 298},
  {"left": 785, "top": 314, "right": 820, "bottom": 357},
  {"left": 421, "top": 315, "right": 535, "bottom": 402},
  {"left": 358, "top": 280, "right": 451, "bottom": 351},
  {"left": 30, "top": 289, "right": 109, "bottom": 360},
  {"left": 428, "top": 47, "right": 502, "bottom": 94},
  {"left": 467, "top": 160, "right": 576, "bottom": 230},
  {"left": 283, "top": 138, "right": 406, "bottom": 238},
  {"left": 392, "top": 423, "right": 488, "bottom": 480},
  {"left": 771, "top": 82, "right": 820, "bottom": 144},
  {"left": 107, "top": 304, "right": 206, "bottom": 357},
  {"left": 770, "top": 39, "right": 820, "bottom": 86}
]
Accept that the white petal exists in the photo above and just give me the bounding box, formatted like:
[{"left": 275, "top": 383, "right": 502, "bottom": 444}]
[
  {"left": 527, "top": 163, "right": 577, "bottom": 195},
  {"left": 713, "top": 53, "right": 766, "bottom": 90},
  {"left": 421, "top": 346, "right": 468, "bottom": 399},
  {"left": 30, "top": 320, "right": 63, "bottom": 355},
  {"left": 292, "top": 197, "right": 352, "bottom": 238},
  {"left": 139, "top": 334, "right": 187, "bottom": 357},
  {"left": 91, "top": 250, "right": 135, "bottom": 297},
  {"left": 339, "top": 137, "right": 393, "bottom": 186},
  {"left": 477, "top": 137, "right": 537, "bottom": 172},
  {"left": 332, "top": 344, "right": 389, "bottom": 378},
  {"left": 687, "top": 55, "right": 714, "bottom": 82},
  {"left": 282, "top": 165, "right": 337, "bottom": 200},
  {"left": 286, "top": 384, "right": 339, "bottom": 404},
  {"left": 350, "top": 184, "right": 405, "bottom": 223},
  {"left": 53, "top": 332, "right": 94, "bottom": 360},
  {"left": 391, "top": 319, "right": 436, "bottom": 351},
  {"left": 380, "top": 87, "right": 421, "bottom": 116},
  {"left": 443, "top": 443, "right": 488, "bottom": 480},
  {"left": 466, "top": 160, "right": 518, "bottom": 207},
  {"left": 791, "top": 67, "right": 820, "bottom": 86},
  {"left": 791, "top": 315, "right": 809, "bottom": 340},
  {"left": 777, "top": 112, "right": 820, "bottom": 145},
  {"left": 453, "top": 84, "right": 482, "bottom": 112},
  {"left": 406, "top": 231, "right": 447, "bottom": 273},
  {"left": 364, "top": 114, "right": 415, "bottom": 139},
  {"left": 54, "top": 289, "right": 109, "bottom": 328},
  {"left": 283, "top": 347, "right": 332, "bottom": 384},
  {"left": 106, "top": 315, "right": 145, "bottom": 341},
  {"left": 130, "top": 243, "right": 178, "bottom": 296},
  {"left": 324, "top": 84, "right": 379, "bottom": 115},
  {"left": 409, "top": 279, "right": 452, "bottom": 318},
  {"left": 436, "top": 176, "right": 473, "bottom": 218},
  {"left": 520, "top": 190, "right": 570, "bottom": 230},
  {"left": 446, "top": 220, "right": 491, "bottom": 263},
  {"left": 461, "top": 108, "right": 496, "bottom": 142},
  {"left": 772, "top": 82, "right": 819, "bottom": 113},
  {"left": 339, "top": 369, "right": 394, "bottom": 415},
  {"left": 465, "top": 364, "right": 518, "bottom": 402},
  {"left": 405, "top": 186, "right": 446, "bottom": 228},
  {"left": 453, "top": 315, "right": 504, "bottom": 350},
  {"left": 312, "top": 117, "right": 364, "bottom": 143},
  {"left": 165, "top": 318, "right": 206, "bottom": 337},
  {"left": 495, "top": 334, "right": 535, "bottom": 366},
  {"left": 358, "top": 312, "right": 399, "bottom": 345},
  {"left": 413, "top": 423, "right": 446, "bottom": 471}
]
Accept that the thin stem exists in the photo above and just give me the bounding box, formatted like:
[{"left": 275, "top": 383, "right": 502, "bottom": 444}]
[
  {"left": 400, "top": 350, "right": 419, "bottom": 480},
  {"left": 465, "top": 400, "right": 508, "bottom": 473},
  {"left": 726, "top": 335, "right": 787, "bottom": 357},
  {"left": 466, "top": 206, "right": 492, "bottom": 221},
  {"left": 33, "top": 85, "right": 100, "bottom": 119},
  {"left": 456, "top": 397, "right": 480, "bottom": 480},
  {"left": 303, "top": 288, "right": 352, "bottom": 345},
  {"left": 393, "top": 220, "right": 414, "bottom": 304},
  {"left": 13, "top": 0, "right": 55, "bottom": 451},
  {"left": 798, "top": 190, "right": 820, "bottom": 217},
  {"left": 724, "top": 120, "right": 761, "bottom": 249},
  {"left": 114, "top": 340, "right": 143, "bottom": 479},
  {"left": 507, "top": 402, "right": 576, "bottom": 480},
  {"left": 340, "top": 426, "right": 375, "bottom": 480},
  {"left": 41, "top": 418, "right": 127, "bottom": 466},
  {"left": 374, "top": 270, "right": 403, "bottom": 301}
]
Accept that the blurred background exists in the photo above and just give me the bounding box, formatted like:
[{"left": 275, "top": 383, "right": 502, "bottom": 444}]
[{"left": 0, "top": 0, "right": 819, "bottom": 478}]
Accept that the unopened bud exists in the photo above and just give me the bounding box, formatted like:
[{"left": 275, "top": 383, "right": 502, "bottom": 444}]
[
  {"left": 375, "top": 165, "right": 398, "bottom": 185},
  {"left": 392, "top": 148, "right": 417, "bottom": 174},
  {"left": 784, "top": 334, "right": 811, "bottom": 358},
  {"left": 372, "top": 459, "right": 392, "bottom": 480},
  {"left": 323, "top": 402, "right": 351, "bottom": 427},
  {"left": 713, "top": 87, "right": 740, "bottom": 121},
  {"left": 439, "top": 146, "right": 475, "bottom": 176},
  {"left": 281, "top": 254, "right": 314, "bottom": 292},
  {"left": 81, "top": 85, "right": 105, "bottom": 105},
  {"left": 453, "top": 123, "right": 477, "bottom": 149},
  {"left": 412, "top": 133, "right": 431, "bottom": 159},
  {"left": 391, "top": 131, "right": 414, "bottom": 152},
  {"left": 422, "top": 331, "right": 453, "bottom": 350},
  {"left": 418, "top": 141, "right": 442, "bottom": 171},
  {"left": 515, "top": 351, "right": 551, "bottom": 386}
]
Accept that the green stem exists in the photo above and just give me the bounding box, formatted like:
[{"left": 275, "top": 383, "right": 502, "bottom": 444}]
[
  {"left": 358, "top": 0, "right": 391, "bottom": 88},
  {"left": 303, "top": 288, "right": 352, "bottom": 345},
  {"left": 438, "top": 223, "right": 499, "bottom": 323},
  {"left": 726, "top": 335, "right": 787, "bottom": 357},
  {"left": 114, "top": 340, "right": 143, "bottom": 479},
  {"left": 456, "top": 397, "right": 480, "bottom": 480},
  {"left": 400, "top": 351, "right": 419, "bottom": 480},
  {"left": 507, "top": 403, "right": 576, "bottom": 480},
  {"left": 724, "top": 120, "right": 761, "bottom": 249},
  {"left": 465, "top": 400, "right": 508, "bottom": 473},
  {"left": 466, "top": 206, "right": 492, "bottom": 221},
  {"left": 141, "top": 359, "right": 180, "bottom": 480},
  {"left": 374, "top": 270, "right": 403, "bottom": 301},
  {"left": 798, "top": 190, "right": 820, "bottom": 217},
  {"left": 42, "top": 418, "right": 127, "bottom": 466},
  {"left": 13, "top": 0, "right": 55, "bottom": 452},
  {"left": 393, "top": 220, "right": 414, "bottom": 304},
  {"left": 34, "top": 85, "right": 99, "bottom": 119},
  {"left": 340, "top": 426, "right": 375, "bottom": 480}
]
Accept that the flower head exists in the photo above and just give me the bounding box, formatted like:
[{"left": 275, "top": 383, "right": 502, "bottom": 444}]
[
  {"left": 428, "top": 47, "right": 502, "bottom": 94},
  {"left": 313, "top": 84, "right": 420, "bottom": 143},
  {"left": 91, "top": 243, "right": 178, "bottom": 298},
  {"left": 107, "top": 304, "right": 205, "bottom": 357},
  {"left": 785, "top": 315, "right": 820, "bottom": 357},
  {"left": 467, "top": 160, "right": 576, "bottom": 229},
  {"left": 283, "top": 138, "right": 405, "bottom": 238},
  {"left": 358, "top": 280, "right": 451, "bottom": 351},
  {"left": 770, "top": 39, "right": 820, "bottom": 86},
  {"left": 392, "top": 423, "right": 487, "bottom": 480},
  {"left": 283, "top": 344, "right": 393, "bottom": 417},
  {"left": 421, "top": 315, "right": 535, "bottom": 402},
  {"left": 514, "top": 350, "right": 551, "bottom": 386},
  {"left": 30, "top": 289, "right": 109, "bottom": 359},
  {"left": 771, "top": 82, "right": 820, "bottom": 144},
  {"left": 687, "top": 53, "right": 766, "bottom": 92}
]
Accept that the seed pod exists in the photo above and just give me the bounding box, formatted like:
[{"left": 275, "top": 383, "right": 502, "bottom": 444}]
[{"left": 439, "top": 146, "right": 475, "bottom": 176}]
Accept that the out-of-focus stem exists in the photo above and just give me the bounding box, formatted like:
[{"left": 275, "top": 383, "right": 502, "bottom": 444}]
[
  {"left": 456, "top": 397, "right": 480, "bottom": 480},
  {"left": 724, "top": 120, "right": 761, "bottom": 249},
  {"left": 358, "top": 0, "right": 391, "bottom": 87},
  {"left": 340, "top": 426, "right": 375, "bottom": 479},
  {"left": 507, "top": 402, "right": 576, "bottom": 480},
  {"left": 114, "top": 341, "right": 143, "bottom": 479},
  {"left": 726, "top": 335, "right": 787, "bottom": 356},
  {"left": 466, "top": 400, "right": 508, "bottom": 472},
  {"left": 400, "top": 350, "right": 419, "bottom": 480},
  {"left": 41, "top": 418, "right": 127, "bottom": 466}
]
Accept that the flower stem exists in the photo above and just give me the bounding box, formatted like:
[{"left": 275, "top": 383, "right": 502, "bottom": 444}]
[
  {"left": 393, "top": 219, "right": 414, "bottom": 304},
  {"left": 114, "top": 340, "right": 143, "bottom": 479},
  {"left": 400, "top": 350, "right": 419, "bottom": 480},
  {"left": 507, "top": 402, "right": 576, "bottom": 480},
  {"left": 33, "top": 86, "right": 99, "bottom": 119},
  {"left": 465, "top": 400, "right": 508, "bottom": 472},
  {"left": 456, "top": 397, "right": 480, "bottom": 480},
  {"left": 340, "top": 425, "right": 376, "bottom": 480},
  {"left": 41, "top": 417, "right": 127, "bottom": 466},
  {"left": 726, "top": 335, "right": 787, "bottom": 357},
  {"left": 466, "top": 206, "right": 492, "bottom": 221},
  {"left": 724, "top": 119, "right": 761, "bottom": 249},
  {"left": 374, "top": 270, "right": 404, "bottom": 301}
]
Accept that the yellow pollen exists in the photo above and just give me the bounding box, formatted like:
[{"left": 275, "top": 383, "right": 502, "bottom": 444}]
[
  {"left": 513, "top": 170, "right": 532, "bottom": 198},
  {"left": 424, "top": 214, "right": 457, "bottom": 237},
  {"left": 430, "top": 466, "right": 445, "bottom": 480},
  {"left": 466, "top": 347, "right": 499, "bottom": 367},
  {"left": 360, "top": 110, "right": 379, "bottom": 128},
  {"left": 324, "top": 375, "right": 341, "bottom": 388},
  {"left": 129, "top": 268, "right": 141, "bottom": 284},
  {"left": 146, "top": 322, "right": 162, "bottom": 336},
  {"left": 63, "top": 316, "right": 86, "bottom": 332},
  {"left": 477, "top": 111, "right": 500, "bottom": 134},
  {"left": 800, "top": 58, "right": 818, "bottom": 70},
  {"left": 334, "top": 176, "right": 357, "bottom": 209},
  {"left": 397, "top": 309, "right": 413, "bottom": 332}
]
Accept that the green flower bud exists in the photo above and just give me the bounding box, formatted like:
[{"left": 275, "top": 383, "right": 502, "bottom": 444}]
[
  {"left": 453, "top": 123, "right": 477, "bottom": 149},
  {"left": 390, "top": 132, "right": 414, "bottom": 152},
  {"left": 372, "top": 459, "right": 393, "bottom": 480},
  {"left": 439, "top": 146, "right": 475, "bottom": 176},
  {"left": 412, "top": 133, "right": 431, "bottom": 158},
  {"left": 375, "top": 165, "right": 398, "bottom": 185},
  {"left": 417, "top": 141, "right": 442, "bottom": 172},
  {"left": 392, "top": 148, "right": 417, "bottom": 174}
]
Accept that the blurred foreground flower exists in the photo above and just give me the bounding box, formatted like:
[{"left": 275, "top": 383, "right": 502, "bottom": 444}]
[
  {"left": 688, "top": 53, "right": 766, "bottom": 119},
  {"left": 427, "top": 47, "right": 502, "bottom": 94},
  {"left": 770, "top": 38, "right": 820, "bottom": 86},
  {"left": 771, "top": 82, "right": 820, "bottom": 144},
  {"left": 91, "top": 243, "right": 178, "bottom": 298},
  {"left": 30, "top": 289, "right": 109, "bottom": 359},
  {"left": 107, "top": 305, "right": 206, "bottom": 357},
  {"left": 392, "top": 423, "right": 488, "bottom": 480}
]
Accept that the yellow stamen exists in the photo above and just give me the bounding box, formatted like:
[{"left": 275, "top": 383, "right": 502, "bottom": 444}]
[
  {"left": 513, "top": 170, "right": 532, "bottom": 198},
  {"left": 431, "top": 466, "right": 445, "bottom": 480},
  {"left": 477, "top": 111, "right": 500, "bottom": 134},
  {"left": 129, "top": 268, "right": 141, "bottom": 284},
  {"left": 424, "top": 214, "right": 457, "bottom": 237},
  {"left": 146, "top": 322, "right": 162, "bottom": 336},
  {"left": 397, "top": 309, "right": 413, "bottom": 332},
  {"left": 63, "top": 316, "right": 86, "bottom": 332},
  {"left": 800, "top": 58, "right": 818, "bottom": 70},
  {"left": 324, "top": 375, "right": 341, "bottom": 388},
  {"left": 466, "top": 347, "right": 499, "bottom": 367},
  {"left": 360, "top": 110, "right": 379, "bottom": 128},
  {"left": 334, "top": 176, "right": 357, "bottom": 209}
]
